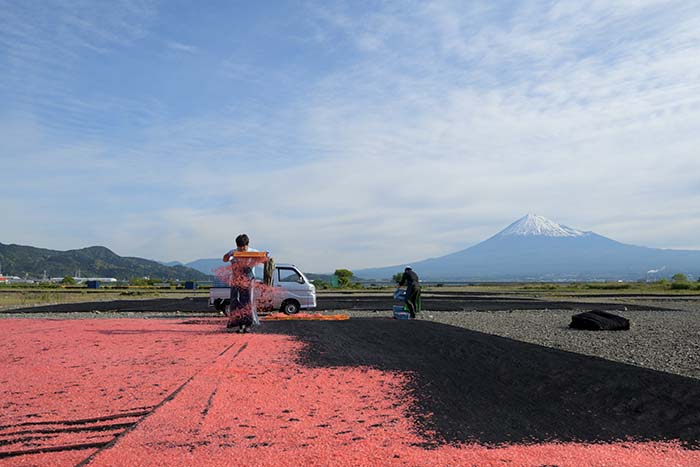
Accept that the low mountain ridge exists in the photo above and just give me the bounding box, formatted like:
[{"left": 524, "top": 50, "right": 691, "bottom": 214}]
[
  {"left": 185, "top": 258, "right": 227, "bottom": 275},
  {"left": 0, "top": 243, "right": 210, "bottom": 281}
]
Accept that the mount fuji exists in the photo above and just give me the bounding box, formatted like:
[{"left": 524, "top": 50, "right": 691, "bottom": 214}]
[{"left": 356, "top": 214, "right": 700, "bottom": 281}]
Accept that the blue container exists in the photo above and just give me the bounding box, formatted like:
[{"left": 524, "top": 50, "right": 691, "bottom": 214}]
[
  {"left": 184, "top": 281, "right": 197, "bottom": 290},
  {"left": 86, "top": 280, "right": 100, "bottom": 289}
]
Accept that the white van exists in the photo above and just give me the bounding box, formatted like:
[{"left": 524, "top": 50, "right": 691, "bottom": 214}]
[{"left": 209, "top": 263, "right": 316, "bottom": 315}]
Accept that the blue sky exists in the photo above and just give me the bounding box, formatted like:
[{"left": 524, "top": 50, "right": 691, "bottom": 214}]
[{"left": 2, "top": 0, "right": 700, "bottom": 272}]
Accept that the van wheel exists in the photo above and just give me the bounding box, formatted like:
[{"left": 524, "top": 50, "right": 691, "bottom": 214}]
[{"left": 281, "top": 299, "right": 300, "bottom": 315}]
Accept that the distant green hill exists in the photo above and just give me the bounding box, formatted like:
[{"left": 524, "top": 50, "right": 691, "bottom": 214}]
[{"left": 0, "top": 243, "right": 210, "bottom": 281}]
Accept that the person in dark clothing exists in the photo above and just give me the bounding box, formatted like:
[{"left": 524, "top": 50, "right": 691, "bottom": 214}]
[{"left": 399, "top": 266, "right": 421, "bottom": 318}]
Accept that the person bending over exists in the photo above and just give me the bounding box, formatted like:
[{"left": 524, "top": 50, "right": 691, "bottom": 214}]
[{"left": 399, "top": 266, "right": 421, "bottom": 318}]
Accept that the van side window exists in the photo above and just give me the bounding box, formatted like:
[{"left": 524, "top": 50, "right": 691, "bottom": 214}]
[{"left": 279, "top": 268, "right": 303, "bottom": 283}]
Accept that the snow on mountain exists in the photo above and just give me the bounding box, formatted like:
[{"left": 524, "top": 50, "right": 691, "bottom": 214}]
[{"left": 497, "top": 214, "right": 585, "bottom": 238}]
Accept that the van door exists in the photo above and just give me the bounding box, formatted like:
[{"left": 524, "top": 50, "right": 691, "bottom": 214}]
[{"left": 277, "top": 266, "right": 312, "bottom": 307}]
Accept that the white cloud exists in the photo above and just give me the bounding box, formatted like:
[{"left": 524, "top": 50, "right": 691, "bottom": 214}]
[
  {"left": 164, "top": 40, "right": 198, "bottom": 54},
  {"left": 2, "top": 0, "right": 700, "bottom": 272}
]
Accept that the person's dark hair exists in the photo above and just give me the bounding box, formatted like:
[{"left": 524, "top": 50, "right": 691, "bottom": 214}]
[
  {"left": 235, "top": 234, "right": 249, "bottom": 248},
  {"left": 405, "top": 266, "right": 412, "bottom": 271}
]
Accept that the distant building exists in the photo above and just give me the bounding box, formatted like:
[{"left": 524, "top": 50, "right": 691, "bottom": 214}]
[
  {"left": 49, "top": 277, "right": 118, "bottom": 284},
  {"left": 0, "top": 275, "right": 25, "bottom": 284}
]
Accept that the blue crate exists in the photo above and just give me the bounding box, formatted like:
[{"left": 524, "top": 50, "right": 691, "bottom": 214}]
[{"left": 393, "top": 310, "right": 411, "bottom": 320}]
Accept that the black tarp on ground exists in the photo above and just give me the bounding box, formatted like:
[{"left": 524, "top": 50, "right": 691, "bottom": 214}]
[
  {"left": 570, "top": 309, "right": 631, "bottom": 330},
  {"left": 261, "top": 318, "right": 700, "bottom": 448}
]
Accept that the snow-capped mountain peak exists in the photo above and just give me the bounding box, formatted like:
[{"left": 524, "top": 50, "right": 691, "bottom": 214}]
[{"left": 497, "top": 214, "right": 585, "bottom": 238}]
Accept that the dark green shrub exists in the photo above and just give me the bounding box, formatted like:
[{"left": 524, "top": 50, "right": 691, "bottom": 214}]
[
  {"left": 672, "top": 273, "right": 689, "bottom": 283},
  {"left": 334, "top": 269, "right": 354, "bottom": 288},
  {"left": 584, "top": 283, "right": 631, "bottom": 290}
]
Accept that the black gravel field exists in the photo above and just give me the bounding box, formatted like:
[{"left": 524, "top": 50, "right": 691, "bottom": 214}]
[
  {"left": 3, "top": 292, "right": 699, "bottom": 383},
  {"left": 261, "top": 318, "right": 700, "bottom": 448},
  {"left": 0, "top": 292, "right": 675, "bottom": 314}
]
